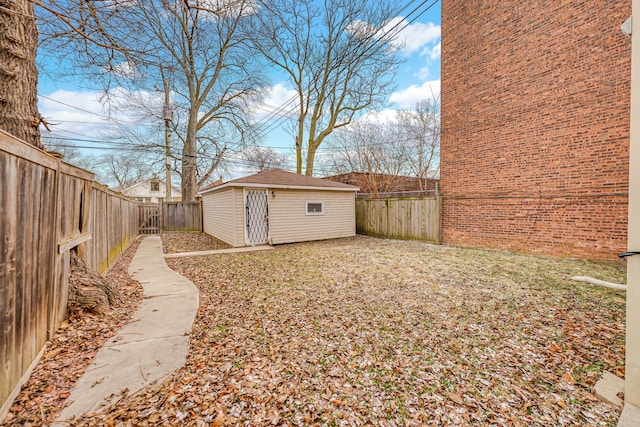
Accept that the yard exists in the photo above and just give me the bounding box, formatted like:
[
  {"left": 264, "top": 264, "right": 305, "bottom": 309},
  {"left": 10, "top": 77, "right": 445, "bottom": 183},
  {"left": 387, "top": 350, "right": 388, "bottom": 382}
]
[{"left": 4, "top": 234, "right": 626, "bottom": 426}]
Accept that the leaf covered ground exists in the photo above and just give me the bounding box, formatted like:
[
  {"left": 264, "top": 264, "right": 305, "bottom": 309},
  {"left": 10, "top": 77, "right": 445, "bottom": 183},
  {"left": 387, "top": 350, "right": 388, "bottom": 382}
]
[
  {"left": 161, "top": 232, "right": 231, "bottom": 254},
  {"left": 1, "top": 235, "right": 626, "bottom": 426},
  {"left": 1, "top": 238, "right": 144, "bottom": 427},
  {"left": 67, "top": 235, "right": 625, "bottom": 426}
]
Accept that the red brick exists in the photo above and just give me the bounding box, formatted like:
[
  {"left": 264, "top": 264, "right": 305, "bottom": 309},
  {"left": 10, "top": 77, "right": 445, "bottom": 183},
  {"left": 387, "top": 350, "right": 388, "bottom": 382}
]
[{"left": 441, "top": 0, "right": 631, "bottom": 260}]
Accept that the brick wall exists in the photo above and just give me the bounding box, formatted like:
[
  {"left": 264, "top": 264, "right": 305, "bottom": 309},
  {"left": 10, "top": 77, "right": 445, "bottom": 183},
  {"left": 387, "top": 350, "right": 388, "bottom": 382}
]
[{"left": 441, "top": 0, "right": 631, "bottom": 260}]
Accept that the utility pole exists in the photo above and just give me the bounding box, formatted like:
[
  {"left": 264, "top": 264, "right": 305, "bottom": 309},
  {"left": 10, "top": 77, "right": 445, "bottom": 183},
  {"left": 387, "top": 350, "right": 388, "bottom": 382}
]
[{"left": 163, "top": 77, "right": 173, "bottom": 202}]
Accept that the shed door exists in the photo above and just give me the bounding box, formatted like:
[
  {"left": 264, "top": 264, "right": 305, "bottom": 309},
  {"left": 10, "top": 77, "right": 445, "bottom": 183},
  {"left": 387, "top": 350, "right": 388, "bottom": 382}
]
[{"left": 245, "top": 190, "right": 269, "bottom": 245}]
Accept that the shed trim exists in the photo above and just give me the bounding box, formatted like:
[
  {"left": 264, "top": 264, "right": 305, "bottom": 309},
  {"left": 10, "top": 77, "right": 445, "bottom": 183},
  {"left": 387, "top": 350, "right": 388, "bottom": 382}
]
[{"left": 201, "top": 182, "right": 358, "bottom": 195}]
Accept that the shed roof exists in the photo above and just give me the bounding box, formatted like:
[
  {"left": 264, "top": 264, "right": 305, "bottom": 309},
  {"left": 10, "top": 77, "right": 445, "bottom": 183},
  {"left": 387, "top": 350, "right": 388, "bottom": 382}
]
[{"left": 200, "top": 169, "right": 358, "bottom": 195}]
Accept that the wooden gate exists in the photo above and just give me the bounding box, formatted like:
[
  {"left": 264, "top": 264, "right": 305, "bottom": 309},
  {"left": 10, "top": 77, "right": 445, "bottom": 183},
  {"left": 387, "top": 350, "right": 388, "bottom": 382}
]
[{"left": 138, "top": 204, "right": 161, "bottom": 234}]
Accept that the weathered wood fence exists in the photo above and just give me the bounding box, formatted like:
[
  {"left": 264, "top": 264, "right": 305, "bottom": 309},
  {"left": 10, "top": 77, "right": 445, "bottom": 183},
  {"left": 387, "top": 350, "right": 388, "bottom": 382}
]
[
  {"left": 0, "top": 130, "right": 139, "bottom": 418},
  {"left": 137, "top": 202, "right": 202, "bottom": 234},
  {"left": 138, "top": 204, "right": 161, "bottom": 234},
  {"left": 355, "top": 196, "right": 442, "bottom": 244},
  {"left": 162, "top": 202, "right": 202, "bottom": 232}
]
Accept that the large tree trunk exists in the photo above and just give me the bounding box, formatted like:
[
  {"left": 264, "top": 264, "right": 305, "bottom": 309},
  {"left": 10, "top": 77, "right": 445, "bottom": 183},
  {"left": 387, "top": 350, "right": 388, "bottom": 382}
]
[
  {"left": 0, "top": 0, "right": 41, "bottom": 148},
  {"left": 181, "top": 109, "right": 198, "bottom": 201}
]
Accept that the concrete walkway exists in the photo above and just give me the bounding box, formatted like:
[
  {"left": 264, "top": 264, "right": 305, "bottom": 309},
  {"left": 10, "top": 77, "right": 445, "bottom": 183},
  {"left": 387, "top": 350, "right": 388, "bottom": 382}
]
[
  {"left": 54, "top": 236, "right": 199, "bottom": 424},
  {"left": 164, "top": 244, "right": 273, "bottom": 259}
]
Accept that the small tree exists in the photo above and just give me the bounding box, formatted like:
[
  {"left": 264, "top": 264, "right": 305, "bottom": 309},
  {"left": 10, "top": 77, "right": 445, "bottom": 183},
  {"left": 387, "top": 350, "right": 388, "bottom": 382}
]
[
  {"left": 251, "top": 0, "right": 401, "bottom": 175},
  {"left": 42, "top": 137, "right": 98, "bottom": 169},
  {"left": 241, "top": 146, "right": 288, "bottom": 172},
  {"left": 394, "top": 97, "right": 440, "bottom": 188},
  {"left": 96, "top": 152, "right": 155, "bottom": 191},
  {"left": 326, "top": 119, "right": 409, "bottom": 196}
]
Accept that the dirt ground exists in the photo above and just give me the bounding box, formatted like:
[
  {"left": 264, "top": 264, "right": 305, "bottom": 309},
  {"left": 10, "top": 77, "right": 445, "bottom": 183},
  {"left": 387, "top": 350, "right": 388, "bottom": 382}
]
[{"left": 3, "top": 234, "right": 626, "bottom": 426}]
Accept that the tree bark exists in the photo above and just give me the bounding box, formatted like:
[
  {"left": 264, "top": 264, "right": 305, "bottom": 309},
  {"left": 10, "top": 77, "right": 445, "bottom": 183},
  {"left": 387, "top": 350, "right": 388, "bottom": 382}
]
[
  {"left": 0, "top": 0, "right": 41, "bottom": 148},
  {"left": 68, "top": 250, "right": 121, "bottom": 314}
]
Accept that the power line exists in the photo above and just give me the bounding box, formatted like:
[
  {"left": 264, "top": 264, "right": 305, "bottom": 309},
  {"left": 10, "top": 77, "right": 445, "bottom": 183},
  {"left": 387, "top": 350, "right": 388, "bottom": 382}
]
[
  {"left": 39, "top": 93, "right": 149, "bottom": 126},
  {"left": 247, "top": 0, "right": 440, "bottom": 142},
  {"left": 38, "top": 0, "right": 440, "bottom": 168},
  {"left": 39, "top": 94, "right": 110, "bottom": 119}
]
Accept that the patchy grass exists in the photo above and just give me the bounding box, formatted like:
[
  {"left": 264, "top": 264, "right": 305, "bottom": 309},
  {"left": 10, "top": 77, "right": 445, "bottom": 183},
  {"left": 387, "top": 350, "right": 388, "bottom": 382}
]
[{"left": 63, "top": 236, "right": 630, "bottom": 425}]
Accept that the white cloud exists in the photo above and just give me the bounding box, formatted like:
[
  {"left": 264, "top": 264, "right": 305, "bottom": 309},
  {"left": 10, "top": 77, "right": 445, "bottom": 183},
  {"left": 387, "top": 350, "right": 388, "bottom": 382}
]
[
  {"left": 413, "top": 40, "right": 441, "bottom": 80},
  {"left": 357, "top": 109, "right": 398, "bottom": 124},
  {"left": 250, "top": 82, "right": 299, "bottom": 122},
  {"left": 39, "top": 90, "right": 113, "bottom": 138},
  {"left": 191, "top": 0, "right": 259, "bottom": 18},
  {"left": 38, "top": 88, "right": 156, "bottom": 142},
  {"left": 415, "top": 66, "right": 431, "bottom": 81},
  {"left": 422, "top": 40, "right": 441, "bottom": 61},
  {"left": 110, "top": 61, "right": 137, "bottom": 78},
  {"left": 385, "top": 18, "right": 440, "bottom": 55},
  {"left": 347, "top": 17, "right": 440, "bottom": 57},
  {"left": 389, "top": 80, "right": 440, "bottom": 108}
]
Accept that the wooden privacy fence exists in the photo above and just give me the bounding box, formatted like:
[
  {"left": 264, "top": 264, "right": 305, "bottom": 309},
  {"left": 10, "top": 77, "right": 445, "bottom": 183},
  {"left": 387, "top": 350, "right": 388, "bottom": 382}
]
[
  {"left": 0, "top": 130, "right": 139, "bottom": 418},
  {"left": 137, "top": 202, "right": 202, "bottom": 234},
  {"left": 355, "top": 196, "right": 442, "bottom": 244},
  {"left": 162, "top": 202, "right": 202, "bottom": 232}
]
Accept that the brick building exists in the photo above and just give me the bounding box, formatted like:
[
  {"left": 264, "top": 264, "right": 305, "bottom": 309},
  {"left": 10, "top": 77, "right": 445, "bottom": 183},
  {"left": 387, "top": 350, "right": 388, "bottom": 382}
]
[
  {"left": 325, "top": 172, "right": 438, "bottom": 197},
  {"left": 441, "top": 1, "right": 631, "bottom": 260}
]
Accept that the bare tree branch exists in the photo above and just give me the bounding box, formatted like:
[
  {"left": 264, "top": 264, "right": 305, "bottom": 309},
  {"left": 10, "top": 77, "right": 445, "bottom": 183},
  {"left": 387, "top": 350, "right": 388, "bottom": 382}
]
[{"left": 251, "top": 0, "right": 401, "bottom": 175}]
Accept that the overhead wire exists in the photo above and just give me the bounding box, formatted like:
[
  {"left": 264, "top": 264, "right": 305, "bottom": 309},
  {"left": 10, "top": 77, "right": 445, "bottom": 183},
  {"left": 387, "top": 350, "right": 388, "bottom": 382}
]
[
  {"left": 40, "top": 0, "right": 440, "bottom": 172},
  {"left": 247, "top": 0, "right": 440, "bottom": 143}
]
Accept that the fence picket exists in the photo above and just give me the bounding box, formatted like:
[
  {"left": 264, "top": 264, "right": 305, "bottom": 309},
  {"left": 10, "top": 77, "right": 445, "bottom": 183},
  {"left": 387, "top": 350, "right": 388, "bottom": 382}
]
[
  {"left": 0, "top": 130, "right": 139, "bottom": 417},
  {"left": 355, "top": 196, "right": 442, "bottom": 244}
]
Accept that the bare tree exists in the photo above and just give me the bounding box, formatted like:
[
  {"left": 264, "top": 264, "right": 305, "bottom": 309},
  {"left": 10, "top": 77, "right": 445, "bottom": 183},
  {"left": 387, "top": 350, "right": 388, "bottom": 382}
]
[
  {"left": 41, "top": 137, "right": 98, "bottom": 169},
  {"left": 326, "top": 119, "right": 409, "bottom": 196},
  {"left": 241, "top": 146, "right": 288, "bottom": 172},
  {"left": 0, "top": 0, "right": 41, "bottom": 146},
  {"left": 37, "top": 0, "right": 267, "bottom": 200},
  {"left": 251, "top": 0, "right": 401, "bottom": 175},
  {"left": 394, "top": 97, "right": 440, "bottom": 188},
  {"left": 96, "top": 152, "right": 155, "bottom": 191}
]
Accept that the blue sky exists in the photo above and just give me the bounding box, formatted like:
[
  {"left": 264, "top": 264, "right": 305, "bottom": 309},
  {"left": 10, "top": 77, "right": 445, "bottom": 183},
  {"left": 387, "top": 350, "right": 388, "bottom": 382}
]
[{"left": 36, "top": 0, "right": 441, "bottom": 176}]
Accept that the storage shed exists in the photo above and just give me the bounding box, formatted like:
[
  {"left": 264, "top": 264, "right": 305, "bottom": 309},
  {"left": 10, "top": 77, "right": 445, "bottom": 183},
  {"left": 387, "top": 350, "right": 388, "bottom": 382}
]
[{"left": 200, "top": 169, "right": 359, "bottom": 247}]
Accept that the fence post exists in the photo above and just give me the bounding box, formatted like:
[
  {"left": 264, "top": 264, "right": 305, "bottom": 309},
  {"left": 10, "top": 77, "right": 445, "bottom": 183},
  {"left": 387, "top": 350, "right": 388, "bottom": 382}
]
[
  {"left": 48, "top": 157, "right": 61, "bottom": 340},
  {"left": 385, "top": 198, "right": 390, "bottom": 239},
  {"left": 200, "top": 200, "right": 204, "bottom": 232}
]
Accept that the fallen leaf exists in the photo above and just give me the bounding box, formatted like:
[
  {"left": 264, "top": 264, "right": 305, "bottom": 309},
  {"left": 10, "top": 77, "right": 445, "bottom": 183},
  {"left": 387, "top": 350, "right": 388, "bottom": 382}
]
[
  {"left": 449, "top": 392, "right": 464, "bottom": 405},
  {"left": 550, "top": 344, "right": 563, "bottom": 353},
  {"left": 45, "top": 348, "right": 63, "bottom": 359},
  {"left": 211, "top": 409, "right": 225, "bottom": 427},
  {"left": 561, "top": 373, "right": 574, "bottom": 384}
]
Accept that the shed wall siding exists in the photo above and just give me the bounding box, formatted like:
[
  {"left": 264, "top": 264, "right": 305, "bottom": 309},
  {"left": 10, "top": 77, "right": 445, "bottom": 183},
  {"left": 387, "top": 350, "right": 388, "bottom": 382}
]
[
  {"left": 202, "top": 188, "right": 239, "bottom": 247},
  {"left": 234, "top": 188, "right": 246, "bottom": 246},
  {"left": 267, "top": 190, "right": 355, "bottom": 245}
]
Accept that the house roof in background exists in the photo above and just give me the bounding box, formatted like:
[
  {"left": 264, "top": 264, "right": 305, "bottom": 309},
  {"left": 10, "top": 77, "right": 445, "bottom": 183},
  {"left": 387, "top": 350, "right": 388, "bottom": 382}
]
[
  {"left": 325, "top": 172, "right": 438, "bottom": 194},
  {"left": 122, "top": 178, "right": 182, "bottom": 194},
  {"left": 200, "top": 169, "right": 358, "bottom": 194}
]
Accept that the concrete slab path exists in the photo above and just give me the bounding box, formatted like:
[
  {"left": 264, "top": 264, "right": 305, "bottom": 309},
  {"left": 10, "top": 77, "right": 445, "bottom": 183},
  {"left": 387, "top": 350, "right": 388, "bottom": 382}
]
[
  {"left": 163, "top": 244, "right": 273, "bottom": 259},
  {"left": 53, "top": 236, "right": 199, "bottom": 425}
]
